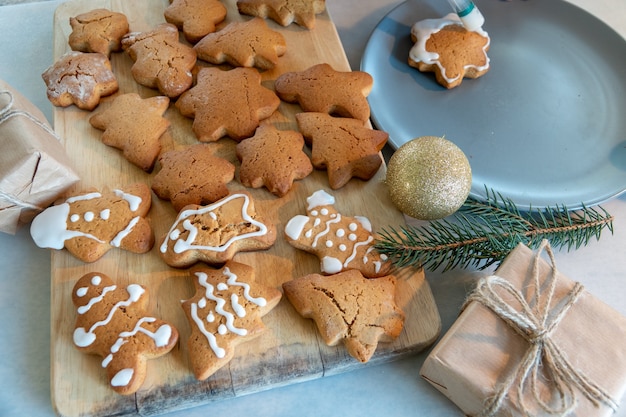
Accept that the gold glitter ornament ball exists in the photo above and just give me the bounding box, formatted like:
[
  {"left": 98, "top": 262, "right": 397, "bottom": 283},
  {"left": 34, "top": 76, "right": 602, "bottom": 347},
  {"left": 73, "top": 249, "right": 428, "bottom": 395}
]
[{"left": 386, "top": 136, "right": 472, "bottom": 220}]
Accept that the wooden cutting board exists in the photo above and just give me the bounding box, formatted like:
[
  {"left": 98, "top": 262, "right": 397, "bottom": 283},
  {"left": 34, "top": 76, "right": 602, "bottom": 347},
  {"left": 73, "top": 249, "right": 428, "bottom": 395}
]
[{"left": 49, "top": 1, "right": 441, "bottom": 416}]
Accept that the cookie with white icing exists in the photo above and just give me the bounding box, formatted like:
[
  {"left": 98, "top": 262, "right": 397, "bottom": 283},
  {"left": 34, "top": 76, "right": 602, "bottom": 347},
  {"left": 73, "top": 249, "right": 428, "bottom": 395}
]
[
  {"left": 284, "top": 190, "right": 390, "bottom": 278},
  {"left": 30, "top": 183, "right": 154, "bottom": 263},
  {"left": 182, "top": 261, "right": 281, "bottom": 380},
  {"left": 159, "top": 191, "right": 276, "bottom": 268},
  {"left": 72, "top": 272, "right": 178, "bottom": 395}
]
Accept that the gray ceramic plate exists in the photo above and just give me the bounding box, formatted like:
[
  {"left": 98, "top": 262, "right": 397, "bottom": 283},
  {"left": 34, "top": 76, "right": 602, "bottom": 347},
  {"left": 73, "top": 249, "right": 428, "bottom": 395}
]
[{"left": 362, "top": 0, "right": 626, "bottom": 209}]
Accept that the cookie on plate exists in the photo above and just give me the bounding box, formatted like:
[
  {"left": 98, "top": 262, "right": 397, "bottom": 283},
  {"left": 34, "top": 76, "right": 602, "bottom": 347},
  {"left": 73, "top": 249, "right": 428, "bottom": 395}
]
[
  {"left": 30, "top": 183, "right": 154, "bottom": 263},
  {"left": 89, "top": 93, "right": 170, "bottom": 172},
  {"left": 151, "top": 144, "right": 236, "bottom": 212},
  {"left": 175, "top": 66, "right": 280, "bottom": 142},
  {"left": 194, "top": 17, "right": 287, "bottom": 70},
  {"left": 408, "top": 13, "right": 490, "bottom": 89},
  {"left": 72, "top": 272, "right": 178, "bottom": 395},
  {"left": 237, "top": 0, "right": 326, "bottom": 29},
  {"left": 68, "top": 8, "right": 129, "bottom": 57},
  {"left": 164, "top": 0, "right": 227, "bottom": 43},
  {"left": 182, "top": 261, "right": 282, "bottom": 380},
  {"left": 282, "top": 269, "right": 404, "bottom": 363},
  {"left": 42, "top": 51, "right": 118, "bottom": 110},
  {"left": 122, "top": 23, "right": 197, "bottom": 97},
  {"left": 296, "top": 112, "right": 388, "bottom": 189},
  {"left": 159, "top": 191, "right": 276, "bottom": 267},
  {"left": 236, "top": 123, "right": 312, "bottom": 197},
  {"left": 284, "top": 189, "right": 390, "bottom": 277},
  {"left": 274, "top": 63, "right": 373, "bottom": 122}
]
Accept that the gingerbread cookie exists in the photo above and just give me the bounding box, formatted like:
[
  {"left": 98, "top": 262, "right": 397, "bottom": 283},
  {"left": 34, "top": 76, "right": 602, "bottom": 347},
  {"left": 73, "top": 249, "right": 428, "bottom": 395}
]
[
  {"left": 42, "top": 51, "right": 118, "bottom": 110},
  {"left": 274, "top": 63, "right": 373, "bottom": 122},
  {"left": 408, "top": 13, "right": 490, "bottom": 89},
  {"left": 284, "top": 189, "right": 390, "bottom": 277},
  {"left": 236, "top": 124, "right": 312, "bottom": 197},
  {"left": 89, "top": 93, "right": 170, "bottom": 172},
  {"left": 152, "top": 144, "right": 236, "bottom": 212},
  {"left": 282, "top": 270, "right": 404, "bottom": 363},
  {"left": 30, "top": 183, "right": 154, "bottom": 263},
  {"left": 182, "top": 261, "right": 282, "bottom": 380},
  {"left": 296, "top": 112, "right": 387, "bottom": 189},
  {"left": 175, "top": 66, "right": 280, "bottom": 142},
  {"left": 237, "top": 0, "right": 326, "bottom": 29},
  {"left": 194, "top": 17, "right": 287, "bottom": 70},
  {"left": 164, "top": 0, "right": 227, "bottom": 43},
  {"left": 72, "top": 272, "right": 178, "bottom": 395},
  {"left": 121, "top": 23, "right": 197, "bottom": 97},
  {"left": 159, "top": 191, "right": 276, "bottom": 267},
  {"left": 68, "top": 8, "right": 129, "bottom": 57}
]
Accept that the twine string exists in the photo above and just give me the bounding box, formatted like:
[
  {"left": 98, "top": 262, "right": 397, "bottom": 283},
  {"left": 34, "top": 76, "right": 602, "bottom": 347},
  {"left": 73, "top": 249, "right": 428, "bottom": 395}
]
[{"left": 465, "top": 239, "right": 618, "bottom": 417}]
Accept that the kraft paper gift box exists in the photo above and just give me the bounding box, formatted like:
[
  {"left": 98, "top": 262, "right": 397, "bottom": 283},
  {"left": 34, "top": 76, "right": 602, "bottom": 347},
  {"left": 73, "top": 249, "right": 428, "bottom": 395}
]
[
  {"left": 0, "top": 80, "right": 79, "bottom": 234},
  {"left": 420, "top": 241, "right": 626, "bottom": 417}
]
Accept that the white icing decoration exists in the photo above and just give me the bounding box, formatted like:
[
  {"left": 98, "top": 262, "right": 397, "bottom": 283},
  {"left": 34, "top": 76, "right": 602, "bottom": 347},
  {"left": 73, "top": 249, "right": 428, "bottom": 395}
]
[
  {"left": 114, "top": 189, "right": 142, "bottom": 212},
  {"left": 92, "top": 275, "right": 101, "bottom": 285},
  {"left": 285, "top": 215, "right": 310, "bottom": 240},
  {"left": 321, "top": 256, "right": 343, "bottom": 274},
  {"left": 207, "top": 311, "right": 215, "bottom": 322},
  {"left": 110, "top": 216, "right": 140, "bottom": 248},
  {"left": 231, "top": 294, "right": 246, "bottom": 318},
  {"left": 30, "top": 203, "right": 105, "bottom": 250},
  {"left": 70, "top": 214, "right": 80, "bottom": 222},
  {"left": 348, "top": 233, "right": 357, "bottom": 241},
  {"left": 320, "top": 208, "right": 329, "bottom": 215},
  {"left": 217, "top": 283, "right": 228, "bottom": 291},
  {"left": 305, "top": 230, "right": 313, "bottom": 238},
  {"left": 336, "top": 229, "right": 345, "bottom": 238},
  {"left": 100, "top": 209, "right": 110, "bottom": 220},
  {"left": 161, "top": 194, "right": 268, "bottom": 254},
  {"left": 111, "top": 368, "right": 134, "bottom": 387},
  {"left": 348, "top": 223, "right": 358, "bottom": 232},
  {"left": 312, "top": 213, "right": 342, "bottom": 248},
  {"left": 67, "top": 192, "right": 101, "bottom": 204},
  {"left": 354, "top": 216, "right": 372, "bottom": 233},
  {"left": 344, "top": 236, "right": 374, "bottom": 269},
  {"left": 311, "top": 210, "right": 319, "bottom": 216},
  {"left": 306, "top": 190, "right": 335, "bottom": 210},
  {"left": 84, "top": 212, "right": 95, "bottom": 222},
  {"left": 190, "top": 302, "right": 226, "bottom": 358},
  {"left": 77, "top": 284, "right": 116, "bottom": 314},
  {"left": 76, "top": 287, "right": 88, "bottom": 297},
  {"left": 339, "top": 244, "right": 347, "bottom": 252},
  {"left": 325, "top": 240, "right": 333, "bottom": 248}
]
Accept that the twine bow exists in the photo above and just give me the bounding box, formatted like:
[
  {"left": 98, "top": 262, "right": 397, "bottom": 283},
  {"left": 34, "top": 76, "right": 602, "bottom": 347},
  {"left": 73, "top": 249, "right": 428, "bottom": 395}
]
[
  {"left": 0, "top": 89, "right": 59, "bottom": 212},
  {"left": 465, "top": 239, "right": 618, "bottom": 417}
]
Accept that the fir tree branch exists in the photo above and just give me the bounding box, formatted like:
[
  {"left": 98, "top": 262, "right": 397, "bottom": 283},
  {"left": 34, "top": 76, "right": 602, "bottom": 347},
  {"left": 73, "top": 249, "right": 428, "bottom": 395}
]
[{"left": 375, "top": 188, "right": 614, "bottom": 272}]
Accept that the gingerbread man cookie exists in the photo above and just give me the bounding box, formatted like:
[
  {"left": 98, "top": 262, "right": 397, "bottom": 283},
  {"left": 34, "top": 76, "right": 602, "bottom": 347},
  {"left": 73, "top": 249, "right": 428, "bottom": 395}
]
[
  {"left": 151, "top": 144, "right": 236, "bottom": 212},
  {"left": 68, "top": 8, "right": 129, "bottom": 57},
  {"left": 164, "top": 0, "right": 227, "bottom": 43},
  {"left": 182, "top": 261, "right": 282, "bottom": 380},
  {"left": 194, "top": 17, "right": 287, "bottom": 70},
  {"left": 274, "top": 63, "right": 373, "bottom": 122},
  {"left": 72, "top": 272, "right": 179, "bottom": 395},
  {"left": 30, "top": 183, "right": 154, "bottom": 263},
  {"left": 282, "top": 269, "right": 404, "bottom": 363},
  {"left": 236, "top": 124, "right": 312, "bottom": 197},
  {"left": 89, "top": 93, "right": 170, "bottom": 172},
  {"left": 237, "top": 0, "right": 326, "bottom": 29},
  {"left": 284, "top": 189, "right": 390, "bottom": 277},
  {"left": 175, "top": 66, "right": 280, "bottom": 142},
  {"left": 159, "top": 191, "right": 276, "bottom": 267},
  {"left": 122, "top": 23, "right": 197, "bottom": 97},
  {"left": 42, "top": 51, "right": 118, "bottom": 110},
  {"left": 296, "top": 112, "right": 388, "bottom": 189}
]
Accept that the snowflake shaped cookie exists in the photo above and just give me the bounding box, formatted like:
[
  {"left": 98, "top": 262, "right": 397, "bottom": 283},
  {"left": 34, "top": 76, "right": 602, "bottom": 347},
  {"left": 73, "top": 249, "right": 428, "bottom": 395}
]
[
  {"left": 72, "top": 272, "right": 178, "bottom": 395},
  {"left": 237, "top": 0, "right": 326, "bottom": 29},
  {"left": 283, "top": 269, "right": 404, "bottom": 363},
  {"left": 164, "top": 0, "right": 227, "bottom": 43},
  {"left": 175, "top": 66, "right": 280, "bottom": 142},
  {"left": 194, "top": 17, "right": 287, "bottom": 70},
  {"left": 182, "top": 261, "right": 282, "bottom": 380}
]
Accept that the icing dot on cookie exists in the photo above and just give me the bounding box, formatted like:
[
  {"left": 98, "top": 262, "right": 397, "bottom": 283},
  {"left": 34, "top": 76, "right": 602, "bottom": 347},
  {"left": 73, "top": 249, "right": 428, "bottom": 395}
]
[
  {"left": 218, "top": 324, "right": 227, "bottom": 335},
  {"left": 100, "top": 209, "right": 110, "bottom": 220},
  {"left": 311, "top": 210, "right": 319, "bottom": 216},
  {"left": 339, "top": 244, "right": 347, "bottom": 251},
  {"left": 313, "top": 218, "right": 321, "bottom": 227},
  {"left": 91, "top": 275, "right": 102, "bottom": 285},
  {"left": 349, "top": 234, "right": 357, "bottom": 241},
  {"left": 76, "top": 287, "right": 88, "bottom": 297},
  {"left": 349, "top": 223, "right": 358, "bottom": 231},
  {"left": 325, "top": 240, "right": 333, "bottom": 248},
  {"left": 70, "top": 214, "right": 80, "bottom": 222},
  {"left": 336, "top": 229, "right": 345, "bottom": 238},
  {"left": 320, "top": 208, "right": 329, "bottom": 215},
  {"left": 207, "top": 311, "right": 215, "bottom": 322},
  {"left": 84, "top": 211, "right": 95, "bottom": 222},
  {"left": 198, "top": 298, "right": 207, "bottom": 309},
  {"left": 111, "top": 368, "right": 134, "bottom": 387},
  {"left": 305, "top": 230, "right": 313, "bottom": 238},
  {"left": 217, "top": 283, "right": 228, "bottom": 291}
]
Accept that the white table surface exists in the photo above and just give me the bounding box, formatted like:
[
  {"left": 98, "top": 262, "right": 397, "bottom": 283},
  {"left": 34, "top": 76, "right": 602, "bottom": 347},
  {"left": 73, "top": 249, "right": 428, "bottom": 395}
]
[{"left": 1, "top": 0, "right": 625, "bottom": 416}]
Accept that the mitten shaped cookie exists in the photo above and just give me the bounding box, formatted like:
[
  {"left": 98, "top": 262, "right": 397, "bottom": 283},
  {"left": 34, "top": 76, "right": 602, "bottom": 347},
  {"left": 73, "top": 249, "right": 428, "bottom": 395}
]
[
  {"left": 182, "top": 261, "right": 282, "bottom": 380},
  {"left": 72, "top": 272, "right": 178, "bottom": 395},
  {"left": 159, "top": 191, "right": 276, "bottom": 267},
  {"left": 30, "top": 183, "right": 154, "bottom": 262},
  {"left": 284, "top": 189, "right": 390, "bottom": 277}
]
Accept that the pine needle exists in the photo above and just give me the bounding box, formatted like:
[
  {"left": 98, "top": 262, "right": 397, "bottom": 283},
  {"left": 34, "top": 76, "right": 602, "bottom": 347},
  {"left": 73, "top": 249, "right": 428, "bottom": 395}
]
[{"left": 375, "top": 188, "right": 614, "bottom": 272}]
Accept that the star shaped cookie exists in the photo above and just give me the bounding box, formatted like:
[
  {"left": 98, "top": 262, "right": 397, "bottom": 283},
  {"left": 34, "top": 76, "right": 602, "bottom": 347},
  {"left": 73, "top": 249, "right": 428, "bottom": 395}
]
[
  {"left": 237, "top": 0, "right": 326, "bottom": 29},
  {"left": 159, "top": 191, "right": 276, "bottom": 267},
  {"left": 282, "top": 270, "right": 405, "bottom": 363},
  {"left": 164, "top": 0, "right": 227, "bottom": 43},
  {"left": 152, "top": 144, "right": 236, "bottom": 212},
  {"left": 236, "top": 124, "right": 312, "bottom": 197},
  {"left": 42, "top": 51, "right": 118, "bottom": 110},
  {"left": 68, "top": 8, "right": 129, "bottom": 57},
  {"left": 194, "top": 17, "right": 287, "bottom": 70},
  {"left": 122, "top": 23, "right": 197, "bottom": 97},
  {"left": 72, "top": 272, "right": 179, "bottom": 395},
  {"left": 89, "top": 93, "right": 170, "bottom": 172},
  {"left": 182, "top": 261, "right": 282, "bottom": 380},
  {"left": 175, "top": 67, "right": 280, "bottom": 142},
  {"left": 296, "top": 112, "right": 388, "bottom": 189},
  {"left": 274, "top": 63, "right": 373, "bottom": 122}
]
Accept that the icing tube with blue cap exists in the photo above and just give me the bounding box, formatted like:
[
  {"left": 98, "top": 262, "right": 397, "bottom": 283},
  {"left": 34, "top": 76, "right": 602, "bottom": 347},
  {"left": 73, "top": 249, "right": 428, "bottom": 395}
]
[{"left": 446, "top": 0, "right": 485, "bottom": 31}]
